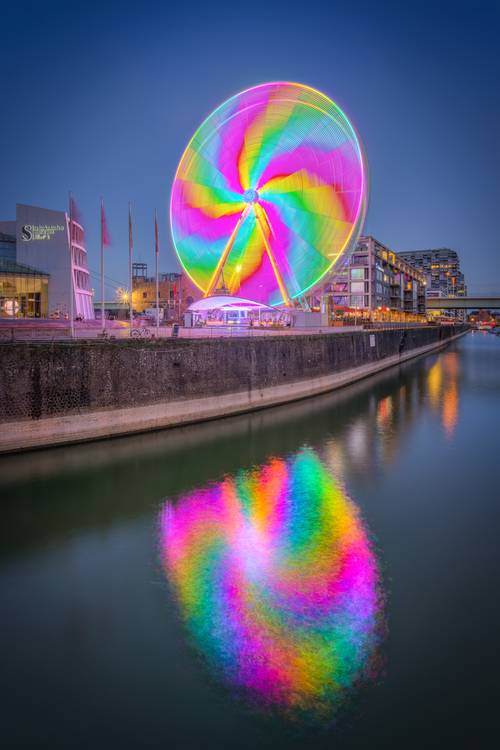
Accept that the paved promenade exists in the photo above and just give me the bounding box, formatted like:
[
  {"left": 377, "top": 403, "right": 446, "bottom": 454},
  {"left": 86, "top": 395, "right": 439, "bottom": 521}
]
[{"left": 0, "top": 320, "right": 365, "bottom": 341}]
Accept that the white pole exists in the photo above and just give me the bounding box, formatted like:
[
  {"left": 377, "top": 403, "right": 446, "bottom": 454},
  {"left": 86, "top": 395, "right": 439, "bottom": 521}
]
[
  {"left": 178, "top": 276, "right": 181, "bottom": 323},
  {"left": 101, "top": 198, "right": 105, "bottom": 335},
  {"left": 155, "top": 209, "right": 160, "bottom": 337},
  {"left": 156, "top": 252, "right": 159, "bottom": 335},
  {"left": 129, "top": 203, "right": 133, "bottom": 337},
  {"left": 68, "top": 191, "right": 75, "bottom": 338}
]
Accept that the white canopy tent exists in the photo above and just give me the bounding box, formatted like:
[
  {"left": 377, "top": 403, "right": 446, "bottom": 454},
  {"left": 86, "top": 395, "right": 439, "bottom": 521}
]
[
  {"left": 187, "top": 295, "right": 275, "bottom": 313},
  {"left": 185, "top": 295, "right": 289, "bottom": 327}
]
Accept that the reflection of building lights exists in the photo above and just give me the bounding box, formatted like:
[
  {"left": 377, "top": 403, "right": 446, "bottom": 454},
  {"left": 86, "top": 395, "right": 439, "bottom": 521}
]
[
  {"left": 442, "top": 351, "right": 459, "bottom": 379},
  {"left": 443, "top": 382, "right": 459, "bottom": 437},
  {"left": 347, "top": 420, "right": 368, "bottom": 459},
  {"left": 427, "top": 362, "right": 442, "bottom": 409},
  {"left": 441, "top": 353, "right": 459, "bottom": 437},
  {"left": 377, "top": 395, "right": 393, "bottom": 427},
  {"left": 322, "top": 441, "right": 346, "bottom": 479},
  {"left": 427, "top": 354, "right": 460, "bottom": 437}
]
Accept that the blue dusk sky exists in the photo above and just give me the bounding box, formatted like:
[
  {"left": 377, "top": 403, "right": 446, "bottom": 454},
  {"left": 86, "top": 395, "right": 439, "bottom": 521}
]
[{"left": 1, "top": 0, "right": 499, "bottom": 297}]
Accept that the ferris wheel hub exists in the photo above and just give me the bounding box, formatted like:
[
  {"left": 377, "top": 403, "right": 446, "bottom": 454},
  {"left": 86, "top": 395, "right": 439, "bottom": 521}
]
[{"left": 243, "top": 188, "right": 259, "bottom": 204}]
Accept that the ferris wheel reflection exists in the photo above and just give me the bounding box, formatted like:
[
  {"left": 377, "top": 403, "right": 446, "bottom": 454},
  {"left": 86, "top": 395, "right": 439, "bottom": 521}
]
[{"left": 159, "top": 448, "right": 384, "bottom": 719}]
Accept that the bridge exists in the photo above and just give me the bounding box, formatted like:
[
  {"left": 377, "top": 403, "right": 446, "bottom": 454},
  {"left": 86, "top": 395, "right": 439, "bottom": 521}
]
[{"left": 426, "top": 296, "right": 500, "bottom": 310}]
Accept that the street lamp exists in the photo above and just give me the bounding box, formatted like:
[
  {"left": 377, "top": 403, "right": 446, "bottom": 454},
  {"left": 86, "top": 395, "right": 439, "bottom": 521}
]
[{"left": 116, "top": 287, "right": 130, "bottom": 304}]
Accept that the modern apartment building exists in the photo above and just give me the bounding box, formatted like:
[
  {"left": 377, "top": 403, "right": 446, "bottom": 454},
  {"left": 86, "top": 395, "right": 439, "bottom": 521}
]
[
  {"left": 397, "top": 248, "right": 466, "bottom": 299},
  {"left": 324, "top": 235, "right": 426, "bottom": 317}
]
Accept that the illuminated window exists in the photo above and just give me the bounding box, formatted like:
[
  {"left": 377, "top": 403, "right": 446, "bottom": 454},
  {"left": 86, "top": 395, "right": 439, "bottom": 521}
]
[{"left": 350, "top": 281, "right": 364, "bottom": 293}]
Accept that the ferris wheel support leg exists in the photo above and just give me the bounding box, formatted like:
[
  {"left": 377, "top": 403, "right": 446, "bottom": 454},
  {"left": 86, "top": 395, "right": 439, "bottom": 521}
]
[
  {"left": 204, "top": 208, "right": 249, "bottom": 297},
  {"left": 254, "top": 205, "right": 292, "bottom": 307}
]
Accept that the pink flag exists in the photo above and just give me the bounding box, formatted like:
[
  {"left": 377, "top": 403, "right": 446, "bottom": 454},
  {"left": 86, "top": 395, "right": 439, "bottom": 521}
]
[{"left": 101, "top": 202, "right": 111, "bottom": 247}]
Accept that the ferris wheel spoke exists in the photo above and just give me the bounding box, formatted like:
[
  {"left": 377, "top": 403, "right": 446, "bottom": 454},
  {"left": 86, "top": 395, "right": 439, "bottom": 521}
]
[
  {"left": 204, "top": 207, "right": 249, "bottom": 297},
  {"left": 262, "top": 194, "right": 351, "bottom": 259},
  {"left": 253, "top": 204, "right": 291, "bottom": 307}
]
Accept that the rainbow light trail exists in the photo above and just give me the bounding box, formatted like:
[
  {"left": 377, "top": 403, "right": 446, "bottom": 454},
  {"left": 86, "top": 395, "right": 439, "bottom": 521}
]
[
  {"left": 160, "top": 448, "right": 383, "bottom": 718},
  {"left": 170, "top": 82, "right": 367, "bottom": 306}
]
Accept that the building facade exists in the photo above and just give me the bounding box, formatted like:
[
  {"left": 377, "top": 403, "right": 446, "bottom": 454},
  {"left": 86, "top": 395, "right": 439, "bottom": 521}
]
[
  {"left": 0, "top": 204, "right": 94, "bottom": 320},
  {"left": 397, "top": 248, "right": 466, "bottom": 299},
  {"left": 131, "top": 263, "right": 198, "bottom": 319},
  {"left": 324, "top": 236, "right": 426, "bottom": 318}
]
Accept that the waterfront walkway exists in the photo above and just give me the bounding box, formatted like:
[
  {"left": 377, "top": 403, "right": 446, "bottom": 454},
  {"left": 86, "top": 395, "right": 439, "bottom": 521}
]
[{"left": 0, "top": 320, "right": 430, "bottom": 342}]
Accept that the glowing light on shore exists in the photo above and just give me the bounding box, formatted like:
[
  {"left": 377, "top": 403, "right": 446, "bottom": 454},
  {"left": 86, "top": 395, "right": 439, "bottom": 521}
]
[{"left": 116, "top": 287, "right": 130, "bottom": 303}]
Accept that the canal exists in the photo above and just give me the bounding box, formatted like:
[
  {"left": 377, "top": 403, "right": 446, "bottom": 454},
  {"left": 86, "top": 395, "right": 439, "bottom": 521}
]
[{"left": 1, "top": 331, "right": 499, "bottom": 748}]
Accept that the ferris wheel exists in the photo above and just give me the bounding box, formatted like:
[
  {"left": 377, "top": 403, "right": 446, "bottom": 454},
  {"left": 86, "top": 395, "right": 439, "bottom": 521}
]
[{"left": 170, "top": 82, "right": 367, "bottom": 307}]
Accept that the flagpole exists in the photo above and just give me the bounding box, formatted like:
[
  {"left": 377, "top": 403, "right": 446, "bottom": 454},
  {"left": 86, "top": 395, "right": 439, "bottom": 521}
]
[
  {"left": 178, "top": 276, "right": 181, "bottom": 323},
  {"left": 155, "top": 209, "right": 160, "bottom": 337},
  {"left": 101, "top": 197, "right": 105, "bottom": 335},
  {"left": 128, "top": 203, "right": 133, "bottom": 337},
  {"left": 68, "top": 191, "right": 75, "bottom": 339}
]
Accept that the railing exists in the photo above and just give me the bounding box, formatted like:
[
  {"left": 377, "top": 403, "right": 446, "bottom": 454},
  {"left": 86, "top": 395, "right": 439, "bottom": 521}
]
[
  {"left": 363, "top": 322, "right": 436, "bottom": 330},
  {"left": 0, "top": 326, "right": 73, "bottom": 342},
  {"left": 0, "top": 321, "right": 469, "bottom": 343}
]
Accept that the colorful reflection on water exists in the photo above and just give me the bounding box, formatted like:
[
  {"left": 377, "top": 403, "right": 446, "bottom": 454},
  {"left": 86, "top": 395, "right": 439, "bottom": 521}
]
[{"left": 160, "top": 448, "right": 384, "bottom": 718}]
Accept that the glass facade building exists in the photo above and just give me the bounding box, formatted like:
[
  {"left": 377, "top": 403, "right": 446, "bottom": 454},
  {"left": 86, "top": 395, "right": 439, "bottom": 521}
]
[
  {"left": 0, "top": 257, "right": 49, "bottom": 318},
  {"left": 0, "top": 204, "right": 94, "bottom": 320}
]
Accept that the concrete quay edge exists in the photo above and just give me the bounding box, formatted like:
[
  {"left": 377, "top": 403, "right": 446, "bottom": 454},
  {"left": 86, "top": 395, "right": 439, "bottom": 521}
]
[{"left": 0, "top": 329, "right": 468, "bottom": 454}]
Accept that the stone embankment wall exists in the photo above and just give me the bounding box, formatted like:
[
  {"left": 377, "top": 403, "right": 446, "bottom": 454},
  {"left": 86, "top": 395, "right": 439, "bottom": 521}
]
[{"left": 0, "top": 326, "right": 468, "bottom": 452}]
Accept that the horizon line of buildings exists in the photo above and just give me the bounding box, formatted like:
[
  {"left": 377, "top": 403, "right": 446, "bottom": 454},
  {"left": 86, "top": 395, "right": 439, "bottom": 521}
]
[{"left": 0, "top": 202, "right": 468, "bottom": 322}]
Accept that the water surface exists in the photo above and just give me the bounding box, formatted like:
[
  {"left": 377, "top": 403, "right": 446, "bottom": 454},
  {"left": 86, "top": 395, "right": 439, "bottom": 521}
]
[{"left": 1, "top": 332, "right": 499, "bottom": 748}]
